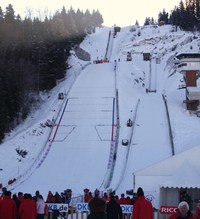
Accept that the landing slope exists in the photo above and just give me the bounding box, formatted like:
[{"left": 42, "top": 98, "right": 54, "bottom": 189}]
[{"left": 15, "top": 63, "right": 116, "bottom": 196}]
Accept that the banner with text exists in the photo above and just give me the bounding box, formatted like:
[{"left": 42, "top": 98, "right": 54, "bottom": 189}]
[
  {"left": 47, "top": 203, "right": 69, "bottom": 212},
  {"left": 76, "top": 203, "right": 133, "bottom": 213},
  {"left": 160, "top": 206, "right": 177, "bottom": 214}
]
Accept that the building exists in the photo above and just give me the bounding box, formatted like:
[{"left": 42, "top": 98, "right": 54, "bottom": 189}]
[
  {"left": 143, "top": 53, "right": 151, "bottom": 61},
  {"left": 176, "top": 53, "right": 200, "bottom": 111}
]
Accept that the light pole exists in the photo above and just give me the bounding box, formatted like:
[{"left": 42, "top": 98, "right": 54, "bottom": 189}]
[
  {"left": 17, "top": 158, "right": 21, "bottom": 178},
  {"left": 37, "top": 49, "right": 40, "bottom": 95}
]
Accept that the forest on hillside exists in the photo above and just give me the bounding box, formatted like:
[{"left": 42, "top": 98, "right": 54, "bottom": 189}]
[{"left": 0, "top": 4, "right": 103, "bottom": 142}]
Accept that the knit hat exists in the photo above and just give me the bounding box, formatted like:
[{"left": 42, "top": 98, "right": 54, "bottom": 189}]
[
  {"left": 137, "top": 187, "right": 144, "bottom": 196},
  {"left": 178, "top": 201, "right": 189, "bottom": 210}
]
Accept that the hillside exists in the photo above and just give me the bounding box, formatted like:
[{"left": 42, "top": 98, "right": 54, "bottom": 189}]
[{"left": 0, "top": 25, "right": 200, "bottom": 200}]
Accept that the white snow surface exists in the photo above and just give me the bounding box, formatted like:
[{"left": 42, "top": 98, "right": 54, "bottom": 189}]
[{"left": 1, "top": 25, "right": 200, "bottom": 200}]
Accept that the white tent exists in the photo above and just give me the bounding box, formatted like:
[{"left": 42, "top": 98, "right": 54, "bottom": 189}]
[{"left": 133, "top": 144, "right": 200, "bottom": 209}]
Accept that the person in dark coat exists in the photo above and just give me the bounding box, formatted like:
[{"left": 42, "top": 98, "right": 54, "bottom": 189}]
[
  {"left": 106, "top": 194, "right": 122, "bottom": 219},
  {"left": 0, "top": 187, "right": 7, "bottom": 200},
  {"left": 0, "top": 191, "right": 17, "bottom": 219},
  {"left": 12, "top": 194, "right": 21, "bottom": 219},
  {"left": 87, "top": 189, "right": 107, "bottom": 219},
  {"left": 132, "top": 187, "right": 153, "bottom": 219},
  {"left": 17, "top": 192, "right": 24, "bottom": 203}
]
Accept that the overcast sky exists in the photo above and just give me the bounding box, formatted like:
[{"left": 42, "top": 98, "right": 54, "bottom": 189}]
[{"left": 1, "top": 0, "right": 181, "bottom": 26}]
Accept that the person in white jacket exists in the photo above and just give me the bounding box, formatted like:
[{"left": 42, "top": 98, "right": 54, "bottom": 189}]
[{"left": 36, "top": 195, "right": 46, "bottom": 219}]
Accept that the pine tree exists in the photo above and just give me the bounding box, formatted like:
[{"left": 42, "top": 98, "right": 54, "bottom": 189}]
[{"left": 158, "top": 9, "right": 169, "bottom": 24}]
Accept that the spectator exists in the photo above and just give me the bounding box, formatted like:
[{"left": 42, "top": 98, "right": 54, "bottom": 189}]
[
  {"left": 51, "top": 192, "right": 62, "bottom": 218},
  {"left": 169, "top": 201, "right": 195, "bottom": 219},
  {"left": 18, "top": 192, "right": 24, "bottom": 202},
  {"left": 0, "top": 187, "right": 7, "bottom": 200},
  {"left": 53, "top": 192, "right": 62, "bottom": 203},
  {"left": 130, "top": 193, "right": 137, "bottom": 205},
  {"left": 132, "top": 187, "right": 153, "bottom": 219},
  {"left": 119, "top": 193, "right": 126, "bottom": 205},
  {"left": 46, "top": 191, "right": 54, "bottom": 219},
  {"left": 195, "top": 200, "right": 200, "bottom": 219},
  {"left": 87, "top": 189, "right": 107, "bottom": 219},
  {"left": 94, "top": 189, "right": 100, "bottom": 198},
  {"left": 33, "top": 190, "right": 40, "bottom": 201},
  {"left": 84, "top": 191, "right": 93, "bottom": 203},
  {"left": 103, "top": 192, "right": 109, "bottom": 203},
  {"left": 61, "top": 192, "right": 66, "bottom": 203},
  {"left": 12, "top": 194, "right": 20, "bottom": 219},
  {"left": 180, "top": 190, "right": 192, "bottom": 210},
  {"left": 125, "top": 196, "right": 131, "bottom": 205},
  {"left": 36, "top": 195, "right": 45, "bottom": 219},
  {"left": 0, "top": 191, "right": 17, "bottom": 219},
  {"left": 46, "top": 191, "right": 54, "bottom": 203},
  {"left": 106, "top": 193, "right": 122, "bottom": 219},
  {"left": 64, "top": 189, "right": 72, "bottom": 204},
  {"left": 18, "top": 193, "right": 37, "bottom": 219},
  {"left": 115, "top": 195, "right": 121, "bottom": 205}
]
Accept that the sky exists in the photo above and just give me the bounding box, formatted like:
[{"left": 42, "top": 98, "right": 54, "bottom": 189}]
[
  {"left": 1, "top": 0, "right": 181, "bottom": 26},
  {"left": 1, "top": 23, "right": 200, "bottom": 208}
]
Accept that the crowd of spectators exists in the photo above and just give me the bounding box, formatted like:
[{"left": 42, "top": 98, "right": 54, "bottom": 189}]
[
  {"left": 84, "top": 188, "right": 135, "bottom": 205},
  {"left": 0, "top": 186, "right": 136, "bottom": 219},
  {"left": 2, "top": 186, "right": 199, "bottom": 219}
]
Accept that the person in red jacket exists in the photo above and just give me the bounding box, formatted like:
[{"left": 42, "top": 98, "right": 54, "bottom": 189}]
[
  {"left": 169, "top": 201, "right": 195, "bottom": 219},
  {"left": 46, "top": 191, "right": 54, "bottom": 203},
  {"left": 0, "top": 190, "right": 17, "bottom": 219},
  {"left": 119, "top": 193, "right": 126, "bottom": 205},
  {"left": 85, "top": 192, "right": 93, "bottom": 203},
  {"left": 195, "top": 200, "right": 200, "bottom": 219},
  {"left": 132, "top": 187, "right": 153, "bottom": 219},
  {"left": 18, "top": 193, "right": 37, "bottom": 219}
]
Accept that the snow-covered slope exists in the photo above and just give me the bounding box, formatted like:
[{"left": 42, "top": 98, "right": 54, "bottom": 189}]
[{"left": 1, "top": 25, "right": 200, "bottom": 199}]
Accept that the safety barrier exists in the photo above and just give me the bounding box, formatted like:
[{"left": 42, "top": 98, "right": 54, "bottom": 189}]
[
  {"left": 47, "top": 210, "right": 132, "bottom": 219},
  {"left": 46, "top": 205, "right": 132, "bottom": 219},
  {"left": 162, "top": 94, "right": 175, "bottom": 155}
]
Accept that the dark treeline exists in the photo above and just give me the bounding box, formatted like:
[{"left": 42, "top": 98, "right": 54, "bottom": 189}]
[
  {"left": 145, "top": 0, "right": 200, "bottom": 31},
  {"left": 0, "top": 4, "right": 103, "bottom": 142}
]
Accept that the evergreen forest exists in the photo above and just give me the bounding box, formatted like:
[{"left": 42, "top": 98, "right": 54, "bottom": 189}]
[
  {"left": 146, "top": 0, "right": 200, "bottom": 31},
  {"left": 0, "top": 4, "right": 103, "bottom": 142}
]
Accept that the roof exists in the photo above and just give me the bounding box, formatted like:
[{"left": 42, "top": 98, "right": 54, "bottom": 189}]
[
  {"left": 133, "top": 144, "right": 200, "bottom": 188},
  {"left": 176, "top": 53, "right": 200, "bottom": 59}
]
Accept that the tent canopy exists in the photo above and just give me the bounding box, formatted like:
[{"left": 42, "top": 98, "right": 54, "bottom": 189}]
[{"left": 133, "top": 144, "right": 200, "bottom": 188}]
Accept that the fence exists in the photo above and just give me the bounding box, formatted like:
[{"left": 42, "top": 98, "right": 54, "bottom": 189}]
[
  {"left": 46, "top": 203, "right": 132, "bottom": 219},
  {"left": 47, "top": 208, "right": 132, "bottom": 219}
]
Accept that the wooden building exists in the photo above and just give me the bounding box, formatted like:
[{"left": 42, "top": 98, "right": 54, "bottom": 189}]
[
  {"left": 143, "top": 53, "right": 151, "bottom": 61},
  {"left": 176, "top": 53, "right": 200, "bottom": 111}
]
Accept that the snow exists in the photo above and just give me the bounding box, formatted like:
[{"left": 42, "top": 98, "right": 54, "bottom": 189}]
[{"left": 1, "top": 25, "right": 200, "bottom": 203}]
